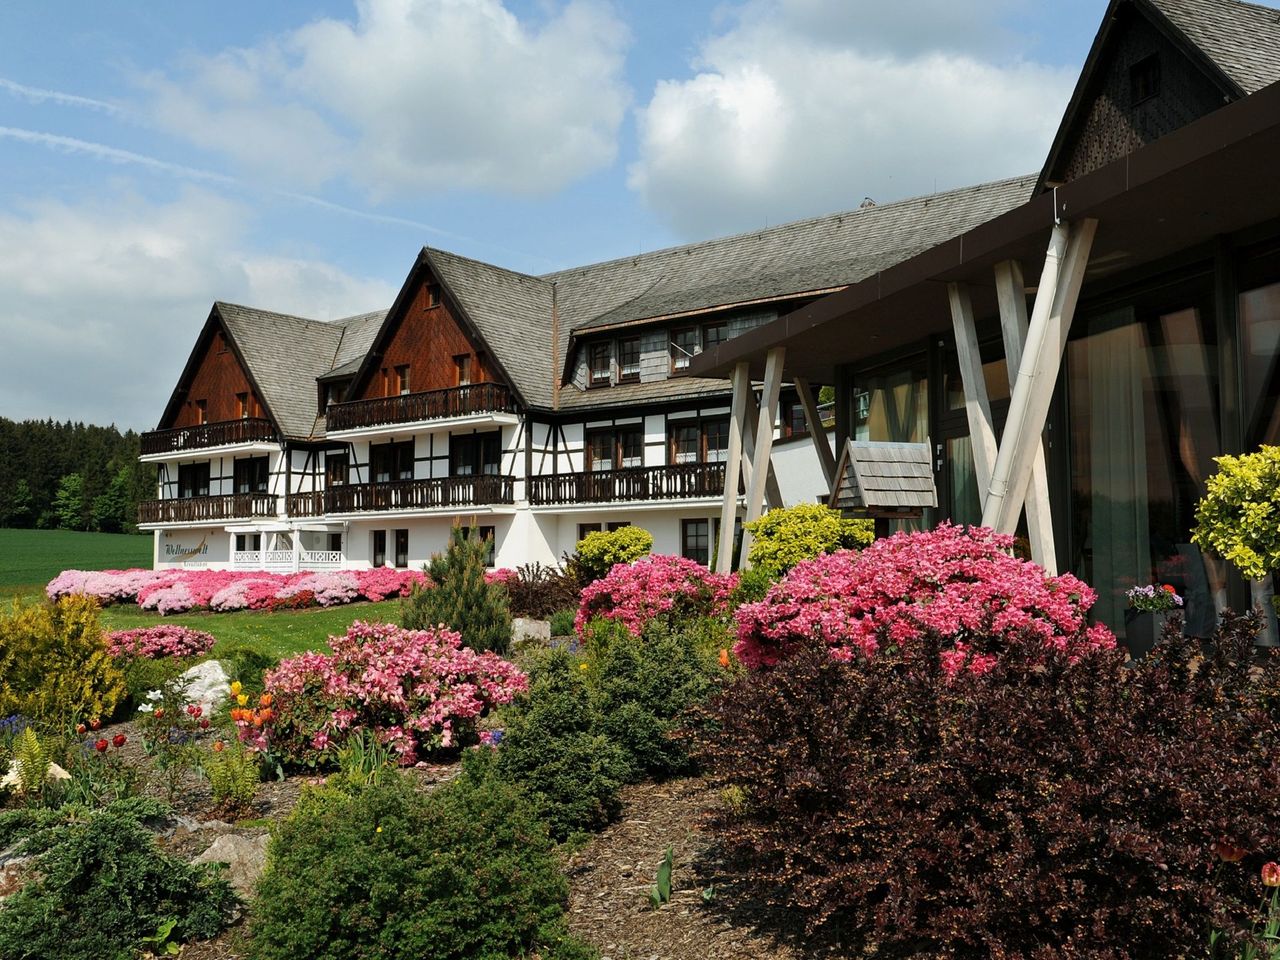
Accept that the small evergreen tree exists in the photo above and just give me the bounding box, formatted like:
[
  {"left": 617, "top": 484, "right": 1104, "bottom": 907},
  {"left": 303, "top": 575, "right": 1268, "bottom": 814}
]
[
  {"left": 402, "top": 525, "right": 512, "bottom": 654},
  {"left": 52, "top": 473, "right": 88, "bottom": 531}
]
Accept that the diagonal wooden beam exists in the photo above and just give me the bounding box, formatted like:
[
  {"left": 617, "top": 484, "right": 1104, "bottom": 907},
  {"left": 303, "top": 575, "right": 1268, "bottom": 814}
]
[
  {"left": 947, "top": 282, "right": 998, "bottom": 501},
  {"left": 715, "top": 361, "right": 750, "bottom": 573},
  {"left": 794, "top": 376, "right": 837, "bottom": 494},
  {"left": 982, "top": 219, "right": 1097, "bottom": 535},
  {"left": 742, "top": 383, "right": 784, "bottom": 510},
  {"left": 994, "top": 259, "right": 1058, "bottom": 573},
  {"left": 739, "top": 347, "right": 785, "bottom": 568}
]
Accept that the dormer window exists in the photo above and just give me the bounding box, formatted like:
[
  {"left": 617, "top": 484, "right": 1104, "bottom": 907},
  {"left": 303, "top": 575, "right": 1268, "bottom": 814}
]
[
  {"left": 1130, "top": 54, "right": 1160, "bottom": 105},
  {"left": 618, "top": 337, "right": 641, "bottom": 383},
  {"left": 427, "top": 284, "right": 441, "bottom": 308},
  {"left": 704, "top": 321, "right": 728, "bottom": 350},
  {"left": 588, "top": 342, "right": 611, "bottom": 387},
  {"left": 670, "top": 327, "right": 699, "bottom": 373}
]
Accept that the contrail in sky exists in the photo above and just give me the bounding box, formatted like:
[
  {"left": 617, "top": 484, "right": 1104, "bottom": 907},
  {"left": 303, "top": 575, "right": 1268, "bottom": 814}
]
[{"left": 0, "top": 78, "right": 127, "bottom": 115}]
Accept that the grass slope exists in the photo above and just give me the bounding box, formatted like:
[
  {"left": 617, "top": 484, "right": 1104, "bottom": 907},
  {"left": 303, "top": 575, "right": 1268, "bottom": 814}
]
[{"left": 0, "top": 528, "right": 152, "bottom": 597}]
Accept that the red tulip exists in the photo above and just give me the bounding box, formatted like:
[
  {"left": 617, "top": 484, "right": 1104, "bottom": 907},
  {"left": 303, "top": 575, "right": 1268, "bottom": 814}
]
[
  {"left": 94, "top": 738, "right": 109, "bottom": 752},
  {"left": 199, "top": 718, "right": 210, "bottom": 729},
  {"left": 112, "top": 734, "right": 127, "bottom": 748},
  {"left": 154, "top": 708, "right": 165, "bottom": 719},
  {"left": 1264, "top": 863, "right": 1280, "bottom": 887},
  {"left": 75, "top": 723, "right": 86, "bottom": 735},
  {"left": 1213, "top": 840, "right": 1248, "bottom": 863},
  {"left": 89, "top": 718, "right": 102, "bottom": 731}
]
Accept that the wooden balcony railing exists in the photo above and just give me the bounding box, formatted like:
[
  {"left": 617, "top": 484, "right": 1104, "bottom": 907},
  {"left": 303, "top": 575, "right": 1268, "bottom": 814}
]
[
  {"left": 325, "top": 382, "right": 515, "bottom": 432},
  {"left": 138, "top": 493, "right": 278, "bottom": 525},
  {"left": 527, "top": 462, "right": 728, "bottom": 506},
  {"left": 296, "top": 475, "right": 517, "bottom": 515},
  {"left": 140, "top": 418, "right": 278, "bottom": 456}
]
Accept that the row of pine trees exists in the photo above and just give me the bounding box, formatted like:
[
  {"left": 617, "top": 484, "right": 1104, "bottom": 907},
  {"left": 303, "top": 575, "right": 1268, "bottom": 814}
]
[{"left": 0, "top": 418, "right": 153, "bottom": 533}]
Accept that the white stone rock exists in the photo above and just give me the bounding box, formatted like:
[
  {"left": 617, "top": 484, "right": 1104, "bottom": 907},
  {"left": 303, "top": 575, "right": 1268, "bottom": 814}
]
[
  {"left": 0, "top": 759, "right": 70, "bottom": 792},
  {"left": 512, "top": 617, "right": 551, "bottom": 645},
  {"left": 179, "top": 659, "right": 231, "bottom": 712},
  {"left": 193, "top": 833, "right": 269, "bottom": 896}
]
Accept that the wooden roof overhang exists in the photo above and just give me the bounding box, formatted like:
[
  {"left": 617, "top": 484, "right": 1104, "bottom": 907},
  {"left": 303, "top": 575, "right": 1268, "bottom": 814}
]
[{"left": 686, "top": 79, "right": 1280, "bottom": 385}]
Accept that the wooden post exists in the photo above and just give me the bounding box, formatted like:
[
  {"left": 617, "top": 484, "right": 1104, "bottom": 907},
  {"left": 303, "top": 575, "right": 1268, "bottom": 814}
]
[
  {"left": 994, "top": 259, "right": 1058, "bottom": 573},
  {"left": 742, "top": 386, "right": 784, "bottom": 510},
  {"left": 795, "top": 376, "right": 836, "bottom": 494},
  {"left": 947, "top": 282, "right": 998, "bottom": 500},
  {"left": 716, "top": 362, "right": 750, "bottom": 574},
  {"left": 740, "top": 347, "right": 785, "bottom": 566},
  {"left": 983, "top": 219, "right": 1097, "bottom": 535}
]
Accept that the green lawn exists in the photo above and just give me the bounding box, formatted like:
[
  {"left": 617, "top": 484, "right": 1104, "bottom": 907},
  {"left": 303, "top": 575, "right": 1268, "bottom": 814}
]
[
  {"left": 0, "top": 528, "right": 152, "bottom": 600},
  {"left": 99, "top": 600, "right": 402, "bottom": 662}
]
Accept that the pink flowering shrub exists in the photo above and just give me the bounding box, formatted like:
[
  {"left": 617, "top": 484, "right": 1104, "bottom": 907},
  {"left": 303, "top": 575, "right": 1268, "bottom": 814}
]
[
  {"left": 106, "top": 625, "right": 216, "bottom": 660},
  {"left": 575, "top": 554, "right": 738, "bottom": 639},
  {"left": 485, "top": 568, "right": 519, "bottom": 586},
  {"left": 354, "top": 566, "right": 428, "bottom": 602},
  {"left": 253, "top": 620, "right": 527, "bottom": 766},
  {"left": 734, "top": 523, "right": 1115, "bottom": 673}
]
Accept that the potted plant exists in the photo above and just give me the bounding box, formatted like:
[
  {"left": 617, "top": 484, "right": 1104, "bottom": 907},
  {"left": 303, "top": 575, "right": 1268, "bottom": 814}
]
[{"left": 1124, "top": 583, "right": 1183, "bottom": 658}]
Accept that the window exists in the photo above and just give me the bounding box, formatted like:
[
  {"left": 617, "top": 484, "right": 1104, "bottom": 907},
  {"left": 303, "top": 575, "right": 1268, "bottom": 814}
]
[
  {"left": 320, "top": 381, "right": 345, "bottom": 411},
  {"left": 394, "top": 529, "right": 409, "bottom": 569},
  {"left": 372, "top": 530, "right": 387, "bottom": 567},
  {"left": 461, "top": 525, "right": 497, "bottom": 566},
  {"left": 703, "top": 321, "right": 728, "bottom": 350},
  {"left": 455, "top": 354, "right": 472, "bottom": 386},
  {"left": 586, "top": 429, "right": 614, "bottom": 472},
  {"left": 396, "top": 364, "right": 411, "bottom": 395},
  {"left": 371, "top": 441, "right": 414, "bottom": 483},
  {"left": 779, "top": 398, "right": 808, "bottom": 438},
  {"left": 234, "top": 533, "right": 261, "bottom": 553},
  {"left": 670, "top": 327, "right": 699, "bottom": 372},
  {"left": 669, "top": 418, "right": 730, "bottom": 463},
  {"left": 450, "top": 432, "right": 501, "bottom": 476},
  {"left": 177, "top": 463, "right": 210, "bottom": 499},
  {"left": 236, "top": 393, "right": 250, "bottom": 419},
  {"left": 704, "top": 418, "right": 730, "bottom": 463},
  {"left": 233, "top": 456, "right": 269, "bottom": 494},
  {"left": 617, "top": 337, "right": 641, "bottom": 383},
  {"left": 618, "top": 426, "right": 642, "bottom": 468},
  {"left": 681, "top": 519, "right": 711, "bottom": 567},
  {"left": 588, "top": 342, "right": 611, "bottom": 386},
  {"left": 588, "top": 427, "right": 643, "bottom": 471},
  {"left": 577, "top": 522, "right": 602, "bottom": 541},
  {"left": 606, "top": 521, "right": 631, "bottom": 532},
  {"left": 670, "top": 423, "right": 699, "bottom": 464},
  {"left": 195, "top": 399, "right": 208, "bottom": 425},
  {"left": 427, "top": 284, "right": 441, "bottom": 307},
  {"left": 325, "top": 451, "right": 348, "bottom": 487},
  {"left": 1130, "top": 54, "right": 1161, "bottom": 105},
  {"left": 327, "top": 532, "right": 343, "bottom": 553}
]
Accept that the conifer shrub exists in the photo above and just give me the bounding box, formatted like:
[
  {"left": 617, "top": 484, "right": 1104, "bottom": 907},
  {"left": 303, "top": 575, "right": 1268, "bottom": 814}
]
[
  {"left": 696, "top": 612, "right": 1280, "bottom": 958},
  {"left": 574, "top": 526, "right": 654, "bottom": 582},
  {"left": 249, "top": 769, "right": 594, "bottom": 960},
  {"left": 743, "top": 502, "right": 873, "bottom": 574},
  {"left": 402, "top": 525, "right": 512, "bottom": 653},
  {"left": 0, "top": 797, "right": 236, "bottom": 960},
  {"left": 0, "top": 595, "right": 126, "bottom": 727}
]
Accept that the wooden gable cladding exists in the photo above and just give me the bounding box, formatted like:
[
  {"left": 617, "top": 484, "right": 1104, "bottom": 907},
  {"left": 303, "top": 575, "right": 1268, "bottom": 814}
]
[
  {"left": 168, "top": 325, "right": 264, "bottom": 428},
  {"left": 355, "top": 272, "right": 497, "bottom": 401}
]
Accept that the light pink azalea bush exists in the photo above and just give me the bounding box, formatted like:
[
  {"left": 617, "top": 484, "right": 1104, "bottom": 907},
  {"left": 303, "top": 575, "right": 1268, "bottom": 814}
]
[
  {"left": 106, "top": 624, "right": 216, "bottom": 660},
  {"left": 575, "top": 553, "right": 738, "bottom": 639},
  {"left": 246, "top": 621, "right": 527, "bottom": 764},
  {"left": 734, "top": 523, "right": 1116, "bottom": 674},
  {"left": 48, "top": 567, "right": 429, "bottom": 614}
]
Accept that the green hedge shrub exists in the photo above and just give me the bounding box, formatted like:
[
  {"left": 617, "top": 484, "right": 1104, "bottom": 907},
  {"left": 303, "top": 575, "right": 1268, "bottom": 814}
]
[
  {"left": 743, "top": 502, "right": 873, "bottom": 575},
  {"left": 574, "top": 526, "right": 654, "bottom": 583},
  {"left": 250, "top": 771, "right": 593, "bottom": 960}
]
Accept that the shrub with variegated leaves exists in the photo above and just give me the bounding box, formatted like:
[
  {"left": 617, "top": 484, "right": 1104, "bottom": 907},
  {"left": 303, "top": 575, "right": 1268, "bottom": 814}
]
[{"left": 575, "top": 553, "right": 737, "bottom": 640}]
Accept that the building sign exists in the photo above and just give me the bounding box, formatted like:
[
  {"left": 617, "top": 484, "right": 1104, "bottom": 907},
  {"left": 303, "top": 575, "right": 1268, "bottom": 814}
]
[{"left": 162, "top": 535, "right": 209, "bottom": 560}]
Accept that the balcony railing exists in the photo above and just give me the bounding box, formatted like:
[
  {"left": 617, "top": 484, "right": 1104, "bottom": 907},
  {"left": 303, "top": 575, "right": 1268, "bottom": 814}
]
[
  {"left": 290, "top": 475, "right": 516, "bottom": 516},
  {"left": 528, "top": 462, "right": 728, "bottom": 506},
  {"left": 140, "top": 418, "right": 278, "bottom": 456},
  {"left": 325, "top": 382, "right": 515, "bottom": 432},
  {"left": 138, "top": 493, "right": 278, "bottom": 525}
]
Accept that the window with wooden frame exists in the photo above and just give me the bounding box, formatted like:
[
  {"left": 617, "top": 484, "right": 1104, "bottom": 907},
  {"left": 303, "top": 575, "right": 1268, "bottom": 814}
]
[
  {"left": 236, "top": 393, "right": 250, "bottom": 419},
  {"left": 177, "top": 462, "right": 210, "bottom": 499},
  {"left": 586, "top": 426, "right": 642, "bottom": 471},
  {"left": 1130, "top": 54, "right": 1161, "bottom": 105},
  {"left": 450, "top": 432, "right": 501, "bottom": 477},
  {"left": 703, "top": 321, "right": 729, "bottom": 350},
  {"left": 371, "top": 441, "right": 414, "bottom": 483},
  {"left": 461, "top": 525, "right": 497, "bottom": 566},
  {"left": 577, "top": 522, "right": 602, "bottom": 541},
  {"left": 617, "top": 336, "right": 641, "bottom": 383},
  {"left": 588, "top": 342, "right": 611, "bottom": 387},
  {"left": 233, "top": 456, "right": 268, "bottom": 494},
  {"left": 670, "top": 327, "right": 699, "bottom": 372},
  {"left": 618, "top": 426, "right": 643, "bottom": 468},
  {"left": 427, "top": 283, "right": 441, "bottom": 307},
  {"left": 669, "top": 422, "right": 699, "bottom": 464},
  {"left": 704, "top": 417, "right": 730, "bottom": 462},
  {"left": 325, "top": 451, "right": 348, "bottom": 487},
  {"left": 778, "top": 397, "right": 808, "bottom": 439},
  {"left": 195, "top": 399, "right": 208, "bottom": 424},
  {"left": 235, "top": 533, "right": 262, "bottom": 553},
  {"left": 455, "top": 354, "right": 472, "bottom": 386},
  {"left": 372, "top": 530, "right": 387, "bottom": 567},
  {"left": 606, "top": 521, "right": 631, "bottom": 532},
  {"left": 394, "top": 529, "right": 409, "bottom": 569},
  {"left": 681, "top": 519, "right": 711, "bottom": 567},
  {"left": 395, "top": 364, "right": 411, "bottom": 395}
]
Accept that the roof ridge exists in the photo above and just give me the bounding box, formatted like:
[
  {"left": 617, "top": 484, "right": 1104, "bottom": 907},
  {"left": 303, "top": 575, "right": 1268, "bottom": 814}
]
[
  {"left": 424, "top": 246, "right": 546, "bottom": 283},
  {"left": 539, "top": 174, "right": 1037, "bottom": 280}
]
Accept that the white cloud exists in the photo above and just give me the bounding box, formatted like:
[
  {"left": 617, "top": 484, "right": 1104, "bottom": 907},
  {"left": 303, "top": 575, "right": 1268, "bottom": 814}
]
[
  {"left": 629, "top": 0, "right": 1075, "bottom": 237},
  {"left": 141, "top": 0, "right": 631, "bottom": 197},
  {"left": 0, "top": 188, "right": 396, "bottom": 430}
]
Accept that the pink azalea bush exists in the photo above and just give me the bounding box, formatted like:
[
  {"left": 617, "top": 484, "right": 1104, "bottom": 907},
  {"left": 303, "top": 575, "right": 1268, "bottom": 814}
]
[
  {"left": 106, "top": 624, "right": 216, "bottom": 660},
  {"left": 48, "top": 567, "right": 429, "bottom": 614},
  {"left": 250, "top": 620, "right": 527, "bottom": 765},
  {"left": 575, "top": 553, "right": 738, "bottom": 639},
  {"left": 734, "top": 524, "right": 1116, "bottom": 674}
]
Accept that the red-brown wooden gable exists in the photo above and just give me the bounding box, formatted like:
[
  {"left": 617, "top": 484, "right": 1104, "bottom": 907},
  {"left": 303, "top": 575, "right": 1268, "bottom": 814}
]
[
  {"left": 356, "top": 274, "right": 497, "bottom": 400},
  {"left": 168, "top": 326, "right": 264, "bottom": 427}
]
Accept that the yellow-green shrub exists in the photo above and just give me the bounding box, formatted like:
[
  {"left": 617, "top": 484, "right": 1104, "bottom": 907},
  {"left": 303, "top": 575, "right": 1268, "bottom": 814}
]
[
  {"left": 575, "top": 526, "right": 654, "bottom": 582},
  {"left": 1192, "top": 445, "right": 1280, "bottom": 580},
  {"left": 744, "top": 503, "right": 873, "bottom": 575},
  {"left": 0, "top": 596, "right": 126, "bottom": 727}
]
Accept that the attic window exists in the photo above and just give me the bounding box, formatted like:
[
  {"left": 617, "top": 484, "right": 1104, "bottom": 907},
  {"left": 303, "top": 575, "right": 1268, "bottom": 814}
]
[
  {"left": 1130, "top": 54, "right": 1161, "bottom": 105},
  {"left": 427, "top": 284, "right": 441, "bottom": 308},
  {"left": 588, "top": 342, "right": 611, "bottom": 387}
]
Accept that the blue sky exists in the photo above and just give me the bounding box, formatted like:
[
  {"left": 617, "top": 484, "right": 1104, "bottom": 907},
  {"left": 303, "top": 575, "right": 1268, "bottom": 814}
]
[{"left": 0, "top": 0, "right": 1107, "bottom": 430}]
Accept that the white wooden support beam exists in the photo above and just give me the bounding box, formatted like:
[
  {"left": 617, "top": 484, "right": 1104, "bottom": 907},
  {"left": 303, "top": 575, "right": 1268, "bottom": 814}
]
[
  {"left": 739, "top": 347, "right": 785, "bottom": 567},
  {"left": 794, "top": 376, "right": 836, "bottom": 494},
  {"left": 742, "top": 385, "right": 784, "bottom": 510},
  {"left": 716, "top": 361, "right": 750, "bottom": 574},
  {"left": 994, "top": 259, "right": 1058, "bottom": 574},
  {"left": 982, "top": 219, "right": 1097, "bottom": 535},
  {"left": 947, "top": 282, "right": 998, "bottom": 501}
]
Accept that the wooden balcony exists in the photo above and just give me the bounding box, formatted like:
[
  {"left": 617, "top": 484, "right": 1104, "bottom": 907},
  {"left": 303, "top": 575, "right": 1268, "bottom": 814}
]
[
  {"left": 528, "top": 462, "right": 728, "bottom": 506},
  {"left": 140, "top": 418, "right": 278, "bottom": 456},
  {"left": 138, "top": 493, "right": 278, "bottom": 525},
  {"left": 325, "top": 382, "right": 515, "bottom": 433},
  {"left": 291, "top": 475, "right": 516, "bottom": 516}
]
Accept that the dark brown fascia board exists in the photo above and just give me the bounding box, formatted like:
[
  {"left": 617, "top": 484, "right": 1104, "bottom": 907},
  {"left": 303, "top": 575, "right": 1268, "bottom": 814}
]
[
  {"left": 155, "top": 305, "right": 285, "bottom": 441},
  {"left": 688, "top": 77, "right": 1280, "bottom": 380},
  {"left": 1034, "top": 0, "right": 1245, "bottom": 196}
]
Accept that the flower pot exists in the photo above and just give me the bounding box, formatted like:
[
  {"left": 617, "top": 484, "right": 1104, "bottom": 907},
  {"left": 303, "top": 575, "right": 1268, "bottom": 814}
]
[{"left": 1124, "top": 609, "right": 1174, "bottom": 659}]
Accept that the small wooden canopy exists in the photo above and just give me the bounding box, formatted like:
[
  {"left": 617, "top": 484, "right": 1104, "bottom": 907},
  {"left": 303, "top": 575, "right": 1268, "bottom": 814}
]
[{"left": 829, "top": 439, "right": 937, "bottom": 518}]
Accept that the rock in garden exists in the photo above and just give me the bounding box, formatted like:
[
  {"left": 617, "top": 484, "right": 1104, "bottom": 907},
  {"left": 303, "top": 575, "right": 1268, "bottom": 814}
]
[
  {"left": 512, "top": 617, "right": 550, "bottom": 645},
  {"left": 181, "top": 659, "right": 232, "bottom": 712},
  {"left": 0, "top": 759, "right": 70, "bottom": 793},
  {"left": 193, "top": 833, "right": 269, "bottom": 896}
]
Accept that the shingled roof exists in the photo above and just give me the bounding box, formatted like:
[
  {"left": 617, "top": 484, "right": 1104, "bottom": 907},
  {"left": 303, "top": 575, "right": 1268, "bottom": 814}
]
[{"left": 1151, "top": 0, "right": 1280, "bottom": 94}]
